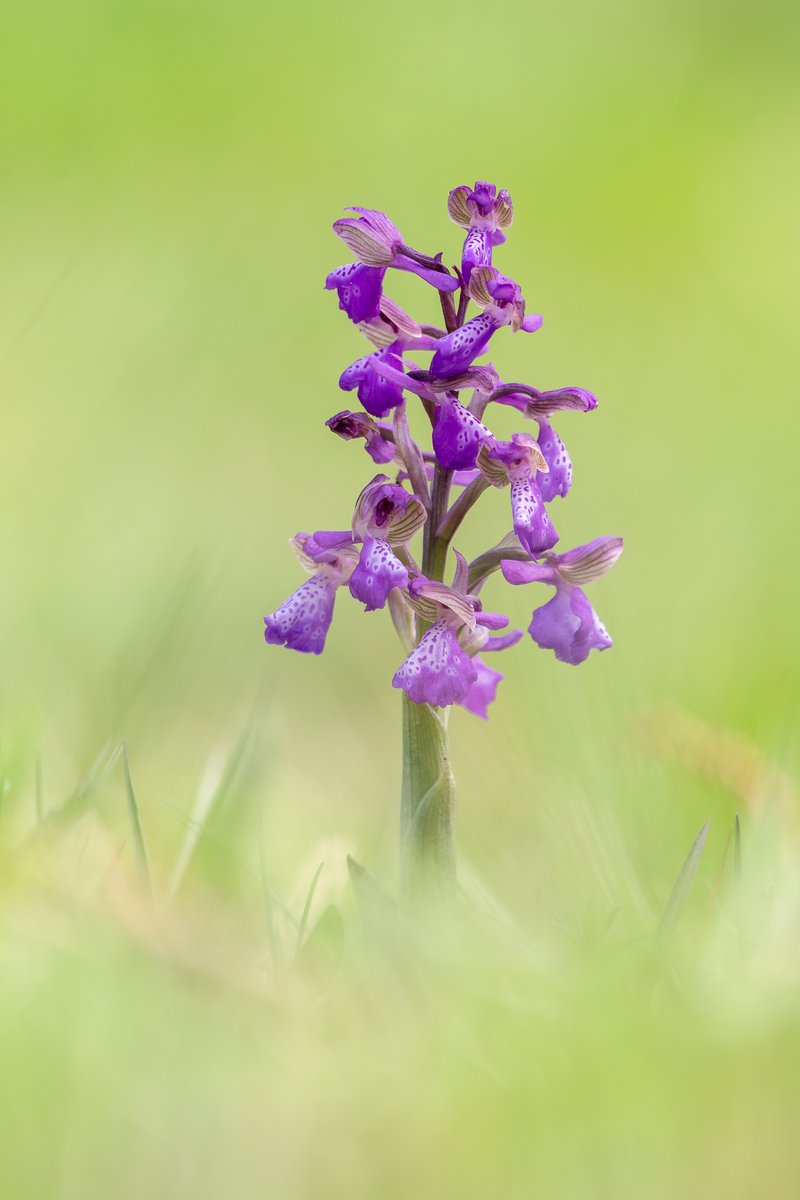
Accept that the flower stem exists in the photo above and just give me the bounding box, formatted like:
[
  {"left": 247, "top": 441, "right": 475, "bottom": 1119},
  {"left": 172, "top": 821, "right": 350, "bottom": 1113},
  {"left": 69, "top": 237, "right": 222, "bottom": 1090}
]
[{"left": 400, "top": 694, "right": 456, "bottom": 900}]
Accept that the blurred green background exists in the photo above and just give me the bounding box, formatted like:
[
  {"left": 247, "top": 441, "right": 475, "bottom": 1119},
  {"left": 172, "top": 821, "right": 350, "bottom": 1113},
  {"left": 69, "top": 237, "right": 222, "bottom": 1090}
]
[{"left": 1, "top": 1, "right": 799, "bottom": 1196}]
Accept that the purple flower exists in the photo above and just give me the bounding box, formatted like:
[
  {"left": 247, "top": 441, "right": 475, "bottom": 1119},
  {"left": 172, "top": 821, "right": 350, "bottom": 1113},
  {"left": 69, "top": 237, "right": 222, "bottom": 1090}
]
[
  {"left": 339, "top": 344, "right": 406, "bottom": 418},
  {"left": 393, "top": 618, "right": 478, "bottom": 707},
  {"left": 326, "top": 410, "right": 396, "bottom": 465},
  {"left": 264, "top": 535, "right": 359, "bottom": 655},
  {"left": 479, "top": 433, "right": 559, "bottom": 556},
  {"left": 392, "top": 577, "right": 480, "bottom": 707},
  {"left": 333, "top": 207, "right": 459, "bottom": 292},
  {"left": 349, "top": 475, "right": 427, "bottom": 611},
  {"left": 429, "top": 268, "right": 542, "bottom": 378},
  {"left": 325, "top": 263, "right": 385, "bottom": 324},
  {"left": 490, "top": 384, "right": 598, "bottom": 418},
  {"left": 448, "top": 181, "right": 514, "bottom": 283},
  {"left": 501, "top": 536, "right": 623, "bottom": 664},
  {"left": 368, "top": 356, "right": 494, "bottom": 471}
]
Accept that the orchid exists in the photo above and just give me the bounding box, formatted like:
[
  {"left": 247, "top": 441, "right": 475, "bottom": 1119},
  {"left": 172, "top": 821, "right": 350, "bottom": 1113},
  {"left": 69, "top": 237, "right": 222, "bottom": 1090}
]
[{"left": 262, "top": 184, "right": 622, "bottom": 896}]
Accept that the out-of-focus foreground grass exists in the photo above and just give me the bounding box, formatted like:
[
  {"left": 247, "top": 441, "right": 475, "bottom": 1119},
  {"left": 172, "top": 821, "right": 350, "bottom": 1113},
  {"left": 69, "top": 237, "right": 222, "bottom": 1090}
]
[{"left": 1, "top": 2, "right": 799, "bottom": 1196}]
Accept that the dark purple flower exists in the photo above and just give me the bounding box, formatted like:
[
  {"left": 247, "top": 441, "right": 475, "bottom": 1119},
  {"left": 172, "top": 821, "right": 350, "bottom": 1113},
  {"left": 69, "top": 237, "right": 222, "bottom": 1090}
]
[
  {"left": 264, "top": 535, "right": 359, "bottom": 656},
  {"left": 429, "top": 268, "right": 541, "bottom": 379},
  {"left": 479, "top": 433, "right": 559, "bottom": 556},
  {"left": 326, "top": 410, "right": 396, "bottom": 465},
  {"left": 333, "top": 207, "right": 459, "bottom": 292},
  {"left": 501, "top": 536, "right": 623, "bottom": 665},
  {"left": 432, "top": 395, "right": 493, "bottom": 471},
  {"left": 325, "top": 263, "right": 385, "bottom": 324},
  {"left": 339, "top": 345, "right": 406, "bottom": 418}
]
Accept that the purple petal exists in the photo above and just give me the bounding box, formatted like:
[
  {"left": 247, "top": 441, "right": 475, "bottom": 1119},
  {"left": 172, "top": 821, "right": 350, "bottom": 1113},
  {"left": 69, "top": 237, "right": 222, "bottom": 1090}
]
[
  {"left": 501, "top": 560, "right": 556, "bottom": 586},
  {"left": 264, "top": 575, "right": 336, "bottom": 655},
  {"left": 364, "top": 428, "right": 396, "bottom": 464},
  {"left": 482, "top": 629, "right": 524, "bottom": 653},
  {"left": 554, "top": 536, "right": 624, "bottom": 584},
  {"left": 510, "top": 476, "right": 559, "bottom": 556},
  {"left": 348, "top": 537, "right": 409, "bottom": 611},
  {"left": 520, "top": 313, "right": 543, "bottom": 333},
  {"left": 394, "top": 257, "right": 460, "bottom": 291},
  {"left": 339, "top": 346, "right": 405, "bottom": 418},
  {"left": 392, "top": 620, "right": 478, "bottom": 707},
  {"left": 461, "top": 226, "right": 493, "bottom": 283},
  {"left": 429, "top": 312, "right": 498, "bottom": 378},
  {"left": 537, "top": 419, "right": 573, "bottom": 501},
  {"left": 305, "top": 530, "right": 355, "bottom": 559},
  {"left": 324, "top": 263, "right": 385, "bottom": 324},
  {"left": 529, "top": 585, "right": 612, "bottom": 665},
  {"left": 458, "top": 657, "right": 504, "bottom": 720},
  {"left": 432, "top": 396, "right": 493, "bottom": 471}
]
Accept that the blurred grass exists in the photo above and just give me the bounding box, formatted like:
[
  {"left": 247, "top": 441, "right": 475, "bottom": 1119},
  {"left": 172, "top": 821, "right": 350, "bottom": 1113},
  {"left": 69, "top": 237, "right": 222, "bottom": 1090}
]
[{"left": 1, "top": 0, "right": 799, "bottom": 1195}]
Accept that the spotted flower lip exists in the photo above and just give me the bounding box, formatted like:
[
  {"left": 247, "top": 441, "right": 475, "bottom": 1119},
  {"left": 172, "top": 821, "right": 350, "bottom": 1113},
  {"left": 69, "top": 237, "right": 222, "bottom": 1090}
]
[
  {"left": 264, "top": 536, "right": 360, "bottom": 655},
  {"left": 448, "top": 182, "right": 514, "bottom": 285},
  {"left": 428, "top": 268, "right": 542, "bottom": 378}
]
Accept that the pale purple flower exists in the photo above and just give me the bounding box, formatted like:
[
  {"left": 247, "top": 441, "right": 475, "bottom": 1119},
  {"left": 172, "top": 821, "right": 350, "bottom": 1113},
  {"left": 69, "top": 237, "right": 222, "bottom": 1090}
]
[
  {"left": 479, "top": 433, "right": 559, "bottom": 556},
  {"left": 326, "top": 410, "right": 396, "bottom": 465},
  {"left": 392, "top": 577, "right": 479, "bottom": 707},
  {"left": 349, "top": 476, "right": 426, "bottom": 611},
  {"left": 501, "top": 537, "right": 623, "bottom": 664},
  {"left": 264, "top": 535, "right": 359, "bottom": 655},
  {"left": 448, "top": 181, "right": 514, "bottom": 283}
]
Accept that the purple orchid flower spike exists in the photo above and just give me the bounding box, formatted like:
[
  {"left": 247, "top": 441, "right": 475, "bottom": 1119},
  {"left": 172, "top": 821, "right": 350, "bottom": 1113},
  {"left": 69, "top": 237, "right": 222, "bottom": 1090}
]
[
  {"left": 264, "top": 182, "right": 622, "bottom": 896},
  {"left": 429, "top": 267, "right": 542, "bottom": 379},
  {"left": 448, "top": 181, "right": 514, "bottom": 284},
  {"left": 349, "top": 475, "right": 427, "bottom": 611},
  {"left": 501, "top": 536, "right": 623, "bottom": 664},
  {"left": 478, "top": 433, "right": 559, "bottom": 556},
  {"left": 392, "top": 577, "right": 479, "bottom": 707},
  {"left": 326, "top": 410, "right": 396, "bottom": 465},
  {"left": 264, "top": 534, "right": 360, "bottom": 655},
  {"left": 333, "top": 207, "right": 459, "bottom": 293}
]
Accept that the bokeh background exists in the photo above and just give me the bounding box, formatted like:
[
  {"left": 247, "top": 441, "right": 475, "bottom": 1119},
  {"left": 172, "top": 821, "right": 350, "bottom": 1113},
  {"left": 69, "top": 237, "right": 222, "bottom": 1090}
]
[{"left": 1, "top": 1, "right": 799, "bottom": 1196}]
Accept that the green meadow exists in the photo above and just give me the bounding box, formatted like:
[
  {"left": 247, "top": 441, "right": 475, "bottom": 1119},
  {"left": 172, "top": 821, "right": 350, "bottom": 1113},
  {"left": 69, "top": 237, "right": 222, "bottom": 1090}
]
[{"left": 1, "top": 2, "right": 798, "bottom": 1195}]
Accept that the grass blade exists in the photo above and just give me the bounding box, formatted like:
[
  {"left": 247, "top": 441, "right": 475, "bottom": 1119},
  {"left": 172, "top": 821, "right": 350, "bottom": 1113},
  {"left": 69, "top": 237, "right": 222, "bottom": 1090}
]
[
  {"left": 122, "top": 742, "right": 152, "bottom": 896},
  {"left": 295, "top": 862, "right": 325, "bottom": 955},
  {"left": 34, "top": 751, "right": 43, "bottom": 823},
  {"left": 657, "top": 818, "right": 710, "bottom": 940}
]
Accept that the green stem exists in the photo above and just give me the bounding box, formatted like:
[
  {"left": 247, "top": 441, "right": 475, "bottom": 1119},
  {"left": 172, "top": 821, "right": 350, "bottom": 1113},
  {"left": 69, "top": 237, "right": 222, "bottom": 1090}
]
[{"left": 400, "top": 694, "right": 456, "bottom": 900}]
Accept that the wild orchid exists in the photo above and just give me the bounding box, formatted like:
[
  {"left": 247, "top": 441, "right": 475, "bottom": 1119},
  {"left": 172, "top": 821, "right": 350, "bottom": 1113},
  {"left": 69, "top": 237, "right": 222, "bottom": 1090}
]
[{"left": 264, "top": 182, "right": 623, "bottom": 898}]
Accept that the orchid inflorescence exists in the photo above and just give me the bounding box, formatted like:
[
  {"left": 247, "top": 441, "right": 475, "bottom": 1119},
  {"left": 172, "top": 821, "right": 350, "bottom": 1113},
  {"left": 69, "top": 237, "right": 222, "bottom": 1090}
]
[{"left": 264, "top": 183, "right": 623, "bottom": 719}]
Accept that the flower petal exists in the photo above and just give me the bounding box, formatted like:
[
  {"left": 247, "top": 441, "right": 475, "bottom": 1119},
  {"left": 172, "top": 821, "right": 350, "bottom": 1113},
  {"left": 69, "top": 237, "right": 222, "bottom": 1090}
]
[
  {"left": 324, "top": 263, "right": 385, "bottom": 324},
  {"left": 432, "top": 396, "right": 493, "bottom": 471},
  {"left": 510, "top": 476, "right": 559, "bottom": 556},
  {"left": 458, "top": 657, "right": 504, "bottom": 720},
  {"left": 429, "top": 312, "right": 498, "bottom": 378},
  {"left": 529, "top": 585, "right": 612, "bottom": 664},
  {"left": 392, "top": 620, "right": 478, "bottom": 707},
  {"left": 264, "top": 575, "right": 337, "bottom": 655},
  {"left": 461, "top": 226, "right": 493, "bottom": 283},
  {"left": 537, "top": 419, "right": 573, "bottom": 501},
  {"left": 349, "top": 537, "right": 409, "bottom": 611},
  {"left": 553, "top": 536, "right": 624, "bottom": 585},
  {"left": 339, "top": 347, "right": 405, "bottom": 417}
]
